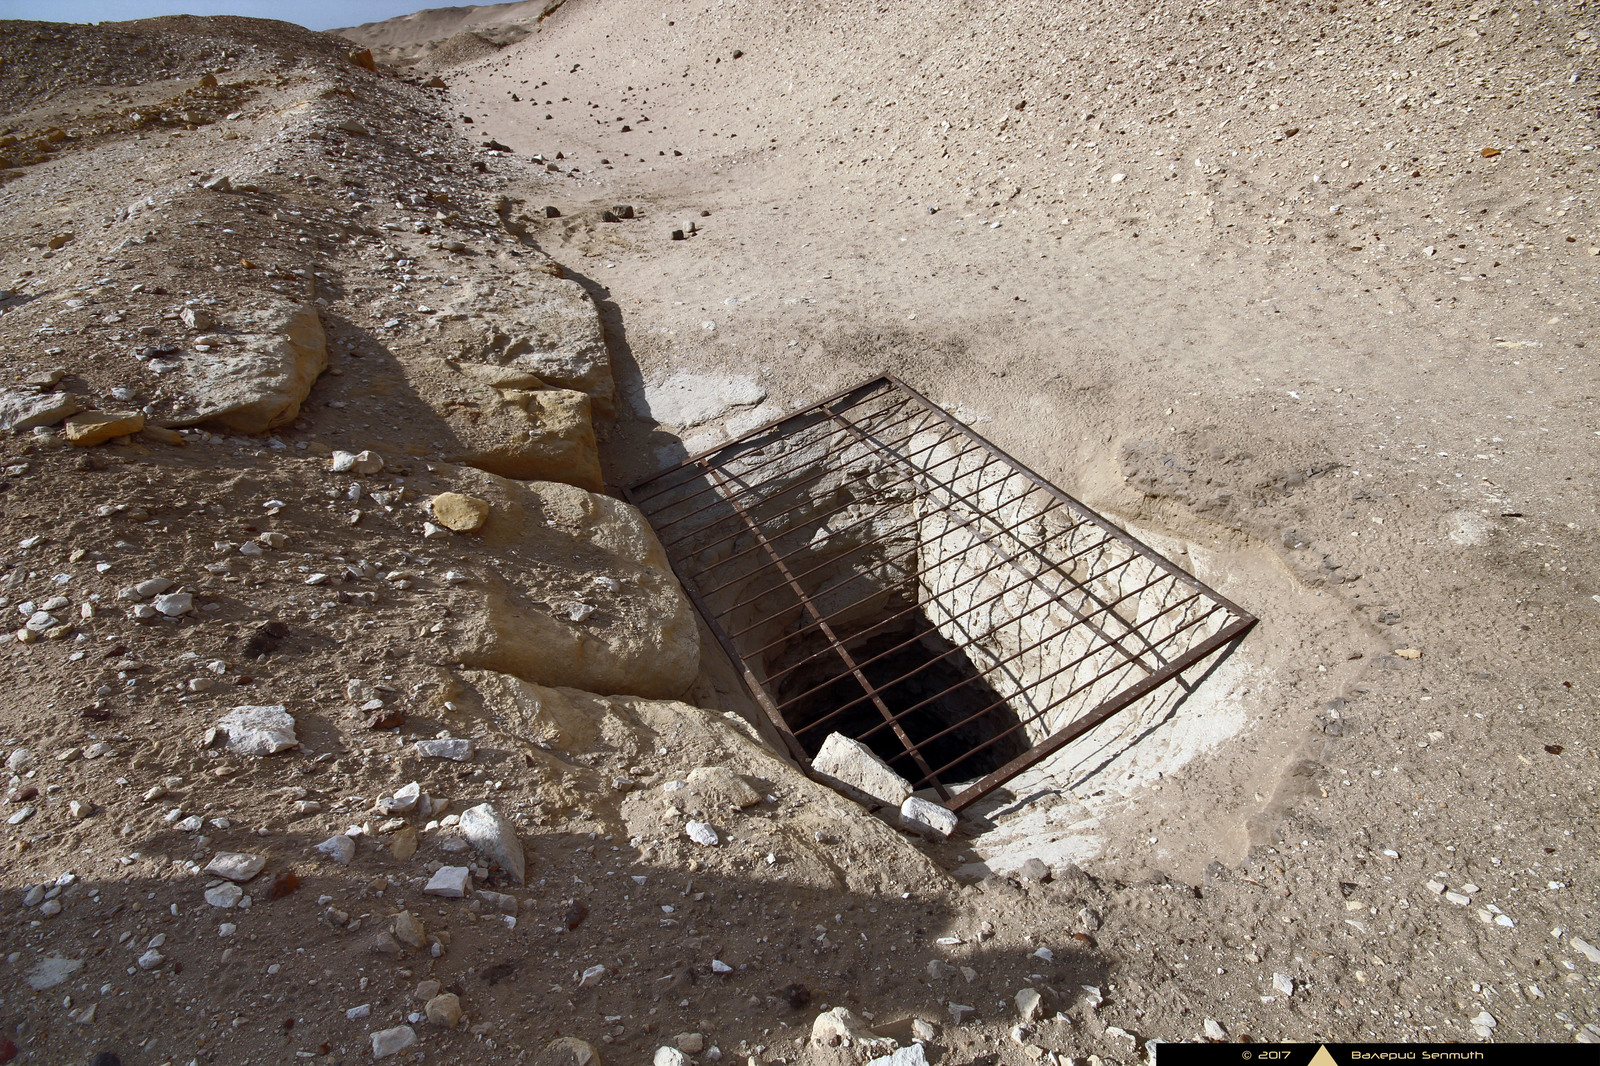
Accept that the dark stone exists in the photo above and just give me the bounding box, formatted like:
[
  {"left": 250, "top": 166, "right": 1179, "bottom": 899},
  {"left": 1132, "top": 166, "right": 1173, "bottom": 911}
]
[
  {"left": 670, "top": 229, "right": 685, "bottom": 241},
  {"left": 543, "top": 206, "right": 561, "bottom": 218},
  {"left": 611, "top": 204, "right": 635, "bottom": 219},
  {"left": 781, "top": 982, "right": 810, "bottom": 1009},
  {"left": 243, "top": 620, "right": 288, "bottom": 658},
  {"left": 89, "top": 1055, "right": 122, "bottom": 1066}
]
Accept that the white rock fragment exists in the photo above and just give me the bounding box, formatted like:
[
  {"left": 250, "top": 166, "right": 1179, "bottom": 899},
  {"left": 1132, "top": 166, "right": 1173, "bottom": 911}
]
[
  {"left": 653, "top": 1048, "right": 688, "bottom": 1066},
  {"left": 423, "top": 865, "right": 471, "bottom": 898},
  {"left": 204, "top": 883, "right": 244, "bottom": 908},
  {"left": 153, "top": 592, "right": 195, "bottom": 617},
  {"left": 1570, "top": 937, "right": 1600, "bottom": 964},
  {"left": 900, "top": 795, "right": 959, "bottom": 839},
  {"left": 205, "top": 851, "right": 266, "bottom": 882},
  {"left": 1271, "top": 973, "right": 1295, "bottom": 997},
  {"left": 26, "top": 955, "right": 83, "bottom": 990},
  {"left": 331, "top": 449, "right": 384, "bottom": 475},
  {"left": 580, "top": 964, "right": 607, "bottom": 988},
  {"left": 811, "top": 732, "right": 912, "bottom": 807},
  {"left": 217, "top": 705, "right": 298, "bottom": 756},
  {"left": 346, "top": 1003, "right": 372, "bottom": 1020},
  {"left": 1204, "top": 1018, "right": 1227, "bottom": 1040},
  {"left": 685, "top": 820, "right": 720, "bottom": 847},
  {"left": 371, "top": 1025, "right": 417, "bottom": 1058},
  {"left": 867, "top": 1046, "right": 930, "bottom": 1066},
  {"left": 1015, "top": 987, "right": 1044, "bottom": 1023},
  {"left": 458, "top": 802, "right": 525, "bottom": 883},
  {"left": 316, "top": 834, "right": 357, "bottom": 863},
  {"left": 137, "top": 949, "right": 165, "bottom": 970},
  {"left": 415, "top": 738, "right": 473, "bottom": 761}
]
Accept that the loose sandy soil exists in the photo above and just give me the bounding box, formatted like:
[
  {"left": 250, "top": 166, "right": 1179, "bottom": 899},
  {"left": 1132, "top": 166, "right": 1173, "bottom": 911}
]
[{"left": 0, "top": 2, "right": 1594, "bottom": 1064}]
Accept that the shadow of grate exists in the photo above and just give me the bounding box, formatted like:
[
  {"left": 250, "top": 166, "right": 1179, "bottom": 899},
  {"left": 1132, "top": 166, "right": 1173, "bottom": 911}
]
[{"left": 625, "top": 376, "right": 1257, "bottom": 811}]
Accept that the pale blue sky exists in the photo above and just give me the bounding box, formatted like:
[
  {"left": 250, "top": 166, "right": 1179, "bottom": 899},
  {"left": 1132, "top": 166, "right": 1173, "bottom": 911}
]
[{"left": 0, "top": 1, "right": 433, "bottom": 32}]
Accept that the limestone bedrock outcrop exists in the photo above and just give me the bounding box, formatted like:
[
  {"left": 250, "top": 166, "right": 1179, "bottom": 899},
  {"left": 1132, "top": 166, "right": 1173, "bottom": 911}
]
[
  {"left": 172, "top": 300, "right": 327, "bottom": 433},
  {"left": 437, "top": 270, "right": 616, "bottom": 418},
  {"left": 437, "top": 376, "right": 602, "bottom": 491},
  {"left": 445, "top": 469, "right": 698, "bottom": 700}
]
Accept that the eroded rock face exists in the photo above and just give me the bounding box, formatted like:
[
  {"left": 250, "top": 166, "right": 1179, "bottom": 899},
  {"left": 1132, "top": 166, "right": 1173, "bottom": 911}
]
[
  {"left": 437, "top": 375, "right": 602, "bottom": 491},
  {"left": 437, "top": 271, "right": 615, "bottom": 418},
  {"left": 174, "top": 301, "right": 327, "bottom": 433},
  {"left": 443, "top": 469, "right": 699, "bottom": 700}
]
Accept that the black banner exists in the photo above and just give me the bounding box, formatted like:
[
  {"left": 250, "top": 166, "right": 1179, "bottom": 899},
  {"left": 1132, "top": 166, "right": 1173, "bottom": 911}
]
[{"left": 1154, "top": 1044, "right": 1597, "bottom": 1066}]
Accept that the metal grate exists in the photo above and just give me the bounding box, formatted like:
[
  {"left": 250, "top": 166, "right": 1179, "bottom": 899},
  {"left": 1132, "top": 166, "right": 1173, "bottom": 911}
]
[{"left": 624, "top": 376, "right": 1256, "bottom": 812}]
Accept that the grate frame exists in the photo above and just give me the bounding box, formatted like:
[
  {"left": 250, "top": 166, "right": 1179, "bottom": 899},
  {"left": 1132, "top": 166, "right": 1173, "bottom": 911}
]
[{"left": 624, "top": 376, "right": 1257, "bottom": 812}]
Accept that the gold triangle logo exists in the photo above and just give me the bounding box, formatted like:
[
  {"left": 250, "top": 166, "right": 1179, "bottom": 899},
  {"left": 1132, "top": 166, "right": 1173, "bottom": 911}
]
[{"left": 1309, "top": 1047, "right": 1339, "bottom": 1066}]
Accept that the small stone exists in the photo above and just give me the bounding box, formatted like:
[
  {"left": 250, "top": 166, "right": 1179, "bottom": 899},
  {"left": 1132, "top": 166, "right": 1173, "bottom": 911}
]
[
  {"left": 316, "top": 834, "right": 356, "bottom": 863},
  {"left": 477, "top": 889, "right": 518, "bottom": 915},
  {"left": 1470, "top": 1010, "right": 1497, "bottom": 1030},
  {"left": 204, "top": 883, "right": 244, "bottom": 908},
  {"left": 654, "top": 1049, "right": 688, "bottom": 1066},
  {"left": 430, "top": 492, "right": 491, "bottom": 532},
  {"left": 331, "top": 449, "right": 383, "bottom": 474},
  {"left": 811, "top": 1007, "right": 893, "bottom": 1050},
  {"left": 949, "top": 1003, "right": 977, "bottom": 1025},
  {"left": 425, "top": 992, "right": 463, "bottom": 1029},
  {"left": 137, "top": 949, "right": 165, "bottom": 970},
  {"left": 7, "top": 748, "right": 34, "bottom": 772},
  {"left": 1018, "top": 858, "right": 1052, "bottom": 882},
  {"left": 542, "top": 1037, "right": 602, "bottom": 1066},
  {"left": 371, "top": 1025, "right": 417, "bottom": 1059},
  {"left": 180, "top": 307, "right": 215, "bottom": 330},
  {"left": 153, "top": 592, "right": 194, "bottom": 617},
  {"left": 424, "top": 866, "right": 472, "bottom": 898},
  {"left": 674, "top": 1033, "right": 704, "bottom": 1054},
  {"left": 392, "top": 910, "right": 427, "bottom": 949},
  {"left": 1571, "top": 937, "right": 1600, "bottom": 964},
  {"left": 910, "top": 1019, "right": 937, "bottom": 1042},
  {"left": 205, "top": 851, "right": 266, "bottom": 882},
  {"left": 459, "top": 802, "right": 526, "bottom": 883},
  {"left": 685, "top": 820, "right": 719, "bottom": 847},
  {"left": 900, "top": 795, "right": 959, "bottom": 839},
  {"left": 380, "top": 777, "right": 419, "bottom": 809},
  {"left": 579, "top": 964, "right": 607, "bottom": 988},
  {"left": 390, "top": 826, "right": 419, "bottom": 860},
  {"left": 1203, "top": 1018, "right": 1227, "bottom": 1040},
  {"left": 1444, "top": 891, "right": 1472, "bottom": 906},
  {"left": 217, "top": 705, "right": 297, "bottom": 756},
  {"left": 346, "top": 1004, "right": 372, "bottom": 1020},
  {"left": 1015, "top": 987, "right": 1044, "bottom": 1023},
  {"left": 1271, "top": 973, "right": 1295, "bottom": 997},
  {"left": 65, "top": 410, "right": 145, "bottom": 446},
  {"left": 415, "top": 738, "right": 473, "bottom": 761}
]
